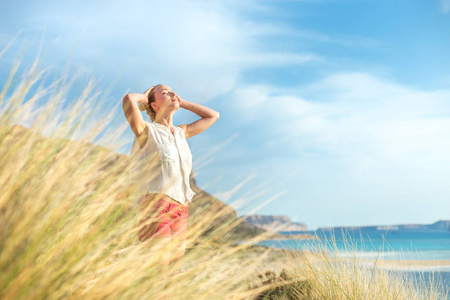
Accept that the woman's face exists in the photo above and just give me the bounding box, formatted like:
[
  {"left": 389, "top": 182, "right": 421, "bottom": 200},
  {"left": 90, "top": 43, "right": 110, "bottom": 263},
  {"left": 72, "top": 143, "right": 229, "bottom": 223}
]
[{"left": 151, "top": 85, "right": 179, "bottom": 113}]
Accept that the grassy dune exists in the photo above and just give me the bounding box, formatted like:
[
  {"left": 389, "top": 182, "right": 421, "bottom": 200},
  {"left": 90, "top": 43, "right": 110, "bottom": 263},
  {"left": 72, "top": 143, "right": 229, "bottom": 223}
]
[{"left": 0, "top": 58, "right": 447, "bottom": 299}]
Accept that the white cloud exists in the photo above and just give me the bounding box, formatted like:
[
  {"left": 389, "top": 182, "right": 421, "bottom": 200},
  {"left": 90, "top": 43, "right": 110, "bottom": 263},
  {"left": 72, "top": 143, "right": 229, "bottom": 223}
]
[
  {"left": 231, "top": 73, "right": 450, "bottom": 178},
  {"left": 227, "top": 73, "right": 450, "bottom": 227},
  {"left": 5, "top": 0, "right": 320, "bottom": 101}
]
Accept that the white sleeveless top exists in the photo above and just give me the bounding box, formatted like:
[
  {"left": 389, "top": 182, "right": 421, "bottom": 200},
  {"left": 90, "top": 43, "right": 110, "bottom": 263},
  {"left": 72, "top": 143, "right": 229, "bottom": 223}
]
[{"left": 129, "top": 121, "right": 195, "bottom": 205}]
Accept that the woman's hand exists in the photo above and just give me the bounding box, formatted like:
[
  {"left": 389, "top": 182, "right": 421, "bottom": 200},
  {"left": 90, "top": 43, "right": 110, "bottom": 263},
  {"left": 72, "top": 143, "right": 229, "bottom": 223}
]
[
  {"left": 140, "top": 86, "right": 154, "bottom": 104},
  {"left": 174, "top": 92, "right": 185, "bottom": 108},
  {"left": 176, "top": 97, "right": 220, "bottom": 138}
]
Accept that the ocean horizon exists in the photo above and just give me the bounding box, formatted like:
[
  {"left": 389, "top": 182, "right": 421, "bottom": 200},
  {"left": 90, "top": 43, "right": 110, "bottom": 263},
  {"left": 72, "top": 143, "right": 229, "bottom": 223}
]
[{"left": 271, "top": 229, "right": 450, "bottom": 260}]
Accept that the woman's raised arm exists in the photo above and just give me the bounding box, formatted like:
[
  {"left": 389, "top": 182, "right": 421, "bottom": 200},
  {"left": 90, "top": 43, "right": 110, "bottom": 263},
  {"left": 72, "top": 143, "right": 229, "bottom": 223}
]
[
  {"left": 122, "top": 88, "right": 152, "bottom": 137},
  {"left": 176, "top": 94, "right": 220, "bottom": 139}
]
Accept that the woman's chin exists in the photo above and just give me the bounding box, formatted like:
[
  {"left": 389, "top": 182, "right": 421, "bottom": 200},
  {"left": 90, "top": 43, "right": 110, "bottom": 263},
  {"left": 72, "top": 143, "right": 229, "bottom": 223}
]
[{"left": 164, "top": 103, "right": 179, "bottom": 111}]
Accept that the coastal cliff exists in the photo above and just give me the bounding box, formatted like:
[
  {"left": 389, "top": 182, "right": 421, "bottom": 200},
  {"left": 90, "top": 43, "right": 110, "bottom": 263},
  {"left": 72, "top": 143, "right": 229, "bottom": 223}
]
[
  {"left": 244, "top": 215, "right": 307, "bottom": 232},
  {"left": 187, "top": 176, "right": 266, "bottom": 242}
]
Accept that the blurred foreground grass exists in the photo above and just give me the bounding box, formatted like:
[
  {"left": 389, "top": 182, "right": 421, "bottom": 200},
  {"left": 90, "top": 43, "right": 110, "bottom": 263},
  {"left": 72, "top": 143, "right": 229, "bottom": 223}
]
[{"left": 0, "top": 57, "right": 447, "bottom": 299}]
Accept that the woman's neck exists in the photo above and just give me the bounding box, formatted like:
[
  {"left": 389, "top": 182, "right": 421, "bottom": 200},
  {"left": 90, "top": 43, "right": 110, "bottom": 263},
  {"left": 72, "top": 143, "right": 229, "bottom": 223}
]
[{"left": 154, "top": 113, "right": 174, "bottom": 130}]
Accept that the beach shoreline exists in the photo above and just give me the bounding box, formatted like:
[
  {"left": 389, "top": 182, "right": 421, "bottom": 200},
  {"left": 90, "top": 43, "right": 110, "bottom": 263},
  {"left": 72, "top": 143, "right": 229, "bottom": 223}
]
[{"left": 368, "top": 259, "right": 450, "bottom": 272}]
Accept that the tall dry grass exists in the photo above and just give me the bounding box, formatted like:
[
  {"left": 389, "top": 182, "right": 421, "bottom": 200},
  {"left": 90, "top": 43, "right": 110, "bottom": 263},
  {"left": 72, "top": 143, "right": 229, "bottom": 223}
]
[
  {"left": 0, "top": 54, "right": 447, "bottom": 300},
  {"left": 269, "top": 234, "right": 448, "bottom": 300}
]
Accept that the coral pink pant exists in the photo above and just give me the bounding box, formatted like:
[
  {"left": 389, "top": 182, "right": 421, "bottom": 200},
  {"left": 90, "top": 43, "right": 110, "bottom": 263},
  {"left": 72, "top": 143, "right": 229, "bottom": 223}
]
[{"left": 137, "top": 197, "right": 189, "bottom": 242}]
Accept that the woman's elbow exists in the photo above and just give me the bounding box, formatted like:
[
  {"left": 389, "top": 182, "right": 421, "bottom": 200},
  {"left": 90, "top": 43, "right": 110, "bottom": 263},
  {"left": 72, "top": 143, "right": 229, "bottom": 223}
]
[{"left": 122, "top": 94, "right": 131, "bottom": 104}]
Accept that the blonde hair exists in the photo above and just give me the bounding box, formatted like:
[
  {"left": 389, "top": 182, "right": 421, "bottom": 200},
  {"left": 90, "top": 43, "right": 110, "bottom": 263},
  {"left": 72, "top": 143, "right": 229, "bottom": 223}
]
[{"left": 138, "top": 84, "right": 161, "bottom": 122}]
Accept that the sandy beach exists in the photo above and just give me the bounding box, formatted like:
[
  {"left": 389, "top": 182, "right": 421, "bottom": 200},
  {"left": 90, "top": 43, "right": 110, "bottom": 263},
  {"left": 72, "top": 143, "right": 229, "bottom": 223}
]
[{"left": 370, "top": 259, "right": 450, "bottom": 271}]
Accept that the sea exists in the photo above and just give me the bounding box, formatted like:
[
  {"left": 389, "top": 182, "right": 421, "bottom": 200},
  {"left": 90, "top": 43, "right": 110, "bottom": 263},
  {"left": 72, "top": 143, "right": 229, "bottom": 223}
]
[{"left": 257, "top": 229, "right": 450, "bottom": 295}]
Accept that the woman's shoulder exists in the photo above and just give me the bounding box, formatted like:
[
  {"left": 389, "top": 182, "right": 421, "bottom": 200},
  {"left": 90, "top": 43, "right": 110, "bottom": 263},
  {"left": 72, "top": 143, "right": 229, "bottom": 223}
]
[
  {"left": 175, "top": 125, "right": 185, "bottom": 133},
  {"left": 146, "top": 121, "right": 160, "bottom": 134},
  {"left": 135, "top": 122, "right": 160, "bottom": 149},
  {"left": 175, "top": 125, "right": 189, "bottom": 140}
]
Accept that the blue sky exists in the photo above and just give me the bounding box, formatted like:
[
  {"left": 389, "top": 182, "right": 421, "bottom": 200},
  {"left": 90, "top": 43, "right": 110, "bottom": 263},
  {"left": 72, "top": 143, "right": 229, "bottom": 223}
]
[{"left": 1, "top": 0, "right": 450, "bottom": 229}]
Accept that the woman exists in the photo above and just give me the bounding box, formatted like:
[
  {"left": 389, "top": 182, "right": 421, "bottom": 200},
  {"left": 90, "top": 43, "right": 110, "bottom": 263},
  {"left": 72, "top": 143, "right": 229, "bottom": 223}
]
[{"left": 122, "top": 84, "right": 219, "bottom": 275}]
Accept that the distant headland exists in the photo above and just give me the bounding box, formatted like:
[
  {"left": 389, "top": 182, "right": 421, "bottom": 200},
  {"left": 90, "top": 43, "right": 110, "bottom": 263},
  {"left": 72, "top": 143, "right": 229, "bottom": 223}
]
[
  {"left": 244, "top": 215, "right": 450, "bottom": 234},
  {"left": 244, "top": 215, "right": 308, "bottom": 232},
  {"left": 317, "top": 220, "right": 450, "bottom": 232}
]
